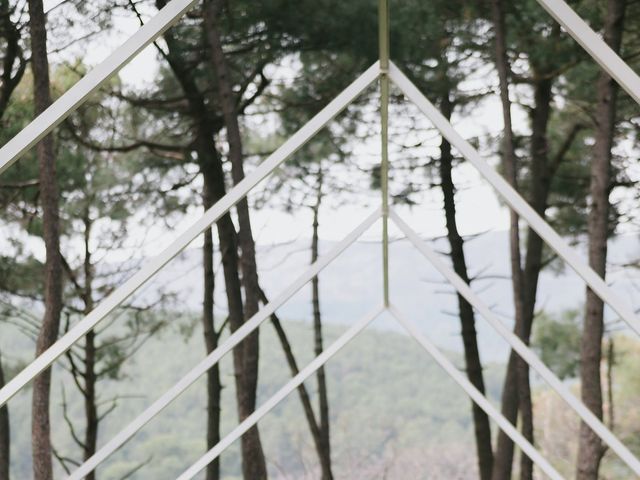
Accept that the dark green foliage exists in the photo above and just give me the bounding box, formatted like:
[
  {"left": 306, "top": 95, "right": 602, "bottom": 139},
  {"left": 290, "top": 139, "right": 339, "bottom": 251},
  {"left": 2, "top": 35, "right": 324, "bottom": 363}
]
[{"left": 532, "top": 309, "right": 581, "bottom": 380}]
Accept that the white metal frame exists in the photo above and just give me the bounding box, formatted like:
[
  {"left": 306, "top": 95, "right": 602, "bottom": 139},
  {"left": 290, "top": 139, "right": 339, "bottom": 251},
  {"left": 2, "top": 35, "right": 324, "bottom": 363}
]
[
  {"left": 0, "top": 62, "right": 379, "bottom": 407},
  {"left": 67, "top": 208, "right": 381, "bottom": 480},
  {"left": 388, "top": 62, "right": 640, "bottom": 338},
  {"left": 0, "top": 0, "right": 639, "bottom": 478},
  {"left": 0, "top": 0, "right": 201, "bottom": 174},
  {"left": 388, "top": 305, "right": 564, "bottom": 480},
  {"left": 176, "top": 305, "right": 386, "bottom": 480},
  {"left": 176, "top": 302, "right": 564, "bottom": 480},
  {"left": 536, "top": 0, "right": 640, "bottom": 105},
  {"left": 390, "top": 211, "right": 640, "bottom": 475}
]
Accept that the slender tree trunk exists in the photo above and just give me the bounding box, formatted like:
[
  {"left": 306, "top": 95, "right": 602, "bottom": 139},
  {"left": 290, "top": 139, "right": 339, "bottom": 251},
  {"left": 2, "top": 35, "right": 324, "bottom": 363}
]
[
  {"left": 0, "top": 0, "right": 25, "bottom": 120},
  {"left": 0, "top": 9, "right": 26, "bottom": 480},
  {"left": 577, "top": 2, "right": 625, "bottom": 478},
  {"left": 81, "top": 216, "right": 98, "bottom": 480},
  {"left": 0, "top": 7, "right": 19, "bottom": 470},
  {"left": 203, "top": 3, "right": 266, "bottom": 478},
  {"left": 202, "top": 223, "right": 222, "bottom": 480},
  {"left": 438, "top": 91, "right": 493, "bottom": 480},
  {"left": 82, "top": 331, "right": 97, "bottom": 480},
  {"left": 311, "top": 170, "right": 333, "bottom": 480},
  {"left": 200, "top": 140, "right": 245, "bottom": 478},
  {"left": 489, "top": 2, "right": 528, "bottom": 477},
  {"left": 0, "top": 6, "right": 25, "bottom": 469},
  {"left": 77, "top": 340, "right": 97, "bottom": 476},
  {"left": 493, "top": 75, "right": 553, "bottom": 480},
  {"left": 0, "top": 350, "right": 9, "bottom": 480},
  {"left": 605, "top": 338, "right": 615, "bottom": 431},
  {"left": 158, "top": 4, "right": 310, "bottom": 476},
  {"left": 515, "top": 76, "right": 557, "bottom": 480},
  {"left": 155, "top": 12, "right": 263, "bottom": 476},
  {"left": 28, "top": 1, "right": 64, "bottom": 478}
]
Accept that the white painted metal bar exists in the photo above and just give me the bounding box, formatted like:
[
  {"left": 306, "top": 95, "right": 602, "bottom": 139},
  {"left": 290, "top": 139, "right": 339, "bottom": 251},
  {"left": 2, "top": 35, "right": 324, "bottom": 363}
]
[
  {"left": 388, "top": 62, "right": 640, "bottom": 339},
  {"left": 68, "top": 208, "right": 381, "bottom": 480},
  {"left": 390, "top": 210, "right": 640, "bottom": 475},
  {"left": 176, "top": 305, "right": 385, "bottom": 480},
  {"left": 535, "top": 0, "right": 640, "bottom": 106},
  {"left": 0, "top": 62, "right": 380, "bottom": 408},
  {"left": 0, "top": 0, "right": 200, "bottom": 174},
  {"left": 387, "top": 305, "right": 563, "bottom": 480}
]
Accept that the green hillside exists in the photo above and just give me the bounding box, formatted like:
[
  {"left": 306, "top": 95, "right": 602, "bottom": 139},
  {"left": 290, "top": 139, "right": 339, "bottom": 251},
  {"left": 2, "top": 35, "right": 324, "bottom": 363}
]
[
  {"left": 6, "top": 312, "right": 639, "bottom": 479},
  {"left": 5, "top": 313, "right": 506, "bottom": 479}
]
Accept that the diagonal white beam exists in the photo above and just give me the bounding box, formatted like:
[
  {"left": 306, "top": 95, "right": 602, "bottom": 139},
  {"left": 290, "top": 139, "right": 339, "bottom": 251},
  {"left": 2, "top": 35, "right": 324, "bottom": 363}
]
[
  {"left": 68, "top": 208, "right": 381, "bottom": 480},
  {"left": 176, "top": 305, "right": 385, "bottom": 480},
  {"left": 390, "top": 210, "right": 640, "bottom": 476},
  {"left": 388, "top": 62, "right": 640, "bottom": 339},
  {"left": 535, "top": 0, "right": 640, "bottom": 106},
  {"left": 0, "top": 62, "right": 380, "bottom": 408},
  {"left": 0, "top": 0, "right": 200, "bottom": 174},
  {"left": 387, "top": 305, "right": 563, "bottom": 480}
]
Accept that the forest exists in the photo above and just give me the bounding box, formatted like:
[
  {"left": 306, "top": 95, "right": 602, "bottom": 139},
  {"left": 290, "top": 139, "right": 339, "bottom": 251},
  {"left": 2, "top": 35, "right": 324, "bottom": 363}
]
[{"left": 0, "top": 0, "right": 639, "bottom": 479}]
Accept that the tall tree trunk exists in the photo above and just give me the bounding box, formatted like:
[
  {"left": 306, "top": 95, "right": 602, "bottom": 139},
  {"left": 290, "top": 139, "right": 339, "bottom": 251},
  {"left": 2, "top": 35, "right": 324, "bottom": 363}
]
[
  {"left": 157, "top": 3, "right": 312, "bottom": 476},
  {"left": 489, "top": 1, "right": 527, "bottom": 477},
  {"left": 311, "top": 170, "right": 333, "bottom": 480},
  {"left": 155, "top": 10, "right": 263, "bottom": 476},
  {"left": 515, "top": 76, "right": 557, "bottom": 480},
  {"left": 438, "top": 91, "right": 494, "bottom": 480},
  {"left": 0, "top": 4, "right": 25, "bottom": 471},
  {"left": 490, "top": 2, "right": 538, "bottom": 479},
  {"left": 28, "top": 1, "right": 64, "bottom": 478},
  {"left": 605, "top": 338, "right": 615, "bottom": 431},
  {"left": 493, "top": 75, "right": 554, "bottom": 480},
  {"left": 82, "top": 331, "right": 97, "bottom": 480},
  {"left": 0, "top": 0, "right": 26, "bottom": 120},
  {"left": 577, "top": 1, "right": 626, "bottom": 478},
  {"left": 203, "top": 2, "right": 266, "bottom": 478},
  {"left": 200, "top": 139, "right": 245, "bottom": 479},
  {"left": 81, "top": 215, "right": 97, "bottom": 480},
  {"left": 0, "top": 350, "right": 9, "bottom": 480},
  {"left": 203, "top": 186, "right": 222, "bottom": 480}
]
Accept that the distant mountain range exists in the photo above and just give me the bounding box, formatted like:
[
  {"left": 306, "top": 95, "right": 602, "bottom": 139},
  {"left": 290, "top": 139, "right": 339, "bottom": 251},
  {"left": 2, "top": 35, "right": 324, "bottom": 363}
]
[{"left": 145, "top": 229, "right": 640, "bottom": 363}]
